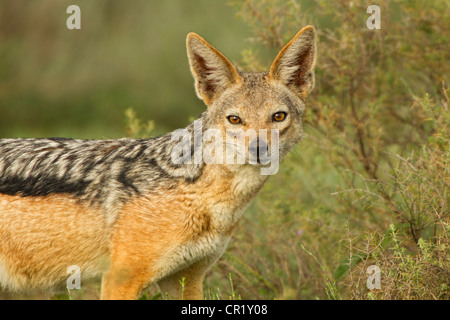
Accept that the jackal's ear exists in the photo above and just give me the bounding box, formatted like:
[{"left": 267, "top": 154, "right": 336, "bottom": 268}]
[
  {"left": 269, "top": 26, "right": 317, "bottom": 100},
  {"left": 187, "top": 33, "right": 241, "bottom": 106}
]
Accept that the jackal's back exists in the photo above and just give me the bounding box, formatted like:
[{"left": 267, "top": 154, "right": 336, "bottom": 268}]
[{"left": 0, "top": 133, "right": 202, "bottom": 215}]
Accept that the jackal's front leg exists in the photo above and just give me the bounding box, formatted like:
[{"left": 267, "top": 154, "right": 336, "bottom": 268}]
[
  {"left": 101, "top": 266, "right": 151, "bottom": 300},
  {"left": 101, "top": 260, "right": 206, "bottom": 300},
  {"left": 157, "top": 262, "right": 207, "bottom": 300}
]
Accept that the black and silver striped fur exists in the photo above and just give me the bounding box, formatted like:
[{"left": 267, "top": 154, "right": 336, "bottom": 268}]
[{"left": 0, "top": 118, "right": 205, "bottom": 220}]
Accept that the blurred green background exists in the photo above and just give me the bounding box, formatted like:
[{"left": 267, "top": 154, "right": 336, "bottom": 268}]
[{"left": 0, "top": 0, "right": 255, "bottom": 138}]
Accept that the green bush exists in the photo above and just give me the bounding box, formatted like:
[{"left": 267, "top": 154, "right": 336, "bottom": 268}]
[{"left": 202, "top": 0, "right": 449, "bottom": 300}]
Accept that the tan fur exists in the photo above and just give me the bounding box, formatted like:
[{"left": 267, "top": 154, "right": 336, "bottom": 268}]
[
  {"left": 0, "top": 26, "right": 317, "bottom": 299},
  {"left": 0, "top": 194, "right": 110, "bottom": 292},
  {"left": 101, "top": 164, "right": 263, "bottom": 299}
]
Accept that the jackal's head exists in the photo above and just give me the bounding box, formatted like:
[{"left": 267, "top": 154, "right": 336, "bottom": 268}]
[{"left": 186, "top": 26, "right": 316, "bottom": 174}]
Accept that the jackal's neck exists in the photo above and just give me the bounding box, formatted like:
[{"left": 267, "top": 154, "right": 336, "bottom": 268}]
[{"left": 178, "top": 162, "right": 267, "bottom": 235}]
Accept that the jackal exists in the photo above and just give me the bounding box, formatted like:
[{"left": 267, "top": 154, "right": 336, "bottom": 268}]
[{"left": 0, "top": 26, "right": 317, "bottom": 299}]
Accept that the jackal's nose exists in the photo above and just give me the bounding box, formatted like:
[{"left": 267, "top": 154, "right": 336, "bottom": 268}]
[{"left": 249, "top": 139, "right": 269, "bottom": 161}]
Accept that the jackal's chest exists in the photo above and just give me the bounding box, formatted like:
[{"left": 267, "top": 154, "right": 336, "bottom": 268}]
[{"left": 110, "top": 165, "right": 268, "bottom": 285}]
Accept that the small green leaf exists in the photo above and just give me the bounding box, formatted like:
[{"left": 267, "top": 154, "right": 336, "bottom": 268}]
[{"left": 333, "top": 254, "right": 366, "bottom": 281}]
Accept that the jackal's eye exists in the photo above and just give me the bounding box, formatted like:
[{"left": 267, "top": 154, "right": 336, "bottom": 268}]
[
  {"left": 227, "top": 115, "right": 242, "bottom": 124},
  {"left": 273, "top": 112, "right": 287, "bottom": 122}
]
